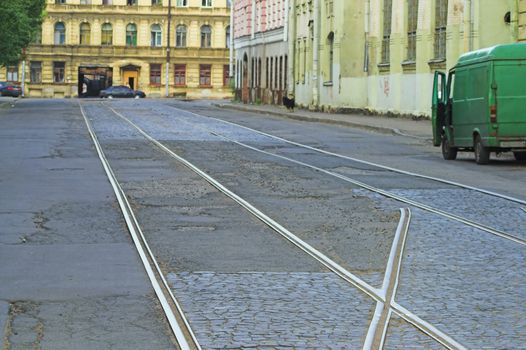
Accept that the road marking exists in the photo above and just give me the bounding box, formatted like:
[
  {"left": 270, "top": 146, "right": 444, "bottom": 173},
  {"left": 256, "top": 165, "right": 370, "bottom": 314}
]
[
  {"left": 168, "top": 104, "right": 526, "bottom": 207},
  {"left": 104, "top": 103, "right": 467, "bottom": 350},
  {"left": 79, "top": 102, "right": 199, "bottom": 350}
]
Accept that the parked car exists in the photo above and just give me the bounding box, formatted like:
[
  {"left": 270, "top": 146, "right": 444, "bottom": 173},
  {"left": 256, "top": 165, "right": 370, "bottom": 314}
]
[
  {"left": 0, "top": 84, "right": 21, "bottom": 97},
  {"left": 432, "top": 43, "right": 526, "bottom": 164},
  {"left": 0, "top": 82, "right": 8, "bottom": 92},
  {"left": 99, "top": 85, "right": 146, "bottom": 99}
]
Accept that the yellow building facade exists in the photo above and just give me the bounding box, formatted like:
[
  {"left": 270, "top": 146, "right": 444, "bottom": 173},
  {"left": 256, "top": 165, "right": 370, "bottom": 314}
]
[
  {"left": 0, "top": 0, "right": 232, "bottom": 98},
  {"left": 289, "top": 0, "right": 521, "bottom": 117}
]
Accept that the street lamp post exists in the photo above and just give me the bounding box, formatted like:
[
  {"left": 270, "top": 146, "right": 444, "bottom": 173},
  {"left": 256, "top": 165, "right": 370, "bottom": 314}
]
[{"left": 165, "top": 0, "right": 172, "bottom": 97}]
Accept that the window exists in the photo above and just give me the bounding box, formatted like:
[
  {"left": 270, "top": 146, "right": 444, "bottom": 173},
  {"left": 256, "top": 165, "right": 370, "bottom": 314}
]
[
  {"left": 150, "top": 64, "right": 161, "bottom": 85},
  {"left": 225, "top": 26, "right": 231, "bottom": 48},
  {"left": 406, "top": 0, "right": 419, "bottom": 61},
  {"left": 174, "top": 64, "right": 186, "bottom": 86},
  {"left": 200, "top": 25, "right": 211, "bottom": 48},
  {"left": 327, "top": 32, "right": 334, "bottom": 82},
  {"left": 53, "top": 62, "right": 65, "bottom": 83},
  {"left": 101, "top": 23, "right": 113, "bottom": 46},
  {"left": 176, "top": 0, "right": 187, "bottom": 6},
  {"left": 151, "top": 24, "right": 162, "bottom": 47},
  {"left": 284, "top": 55, "right": 288, "bottom": 90},
  {"left": 126, "top": 23, "right": 137, "bottom": 46},
  {"left": 54, "top": 22, "right": 66, "bottom": 45},
  {"left": 33, "top": 27, "right": 42, "bottom": 44},
  {"left": 202, "top": 0, "right": 212, "bottom": 6},
  {"left": 30, "top": 62, "right": 42, "bottom": 83},
  {"left": 127, "top": 0, "right": 137, "bottom": 5},
  {"left": 102, "top": 0, "right": 112, "bottom": 4},
  {"left": 6, "top": 66, "right": 18, "bottom": 82},
  {"left": 223, "top": 65, "right": 230, "bottom": 87},
  {"left": 80, "top": 0, "right": 92, "bottom": 4},
  {"left": 199, "top": 64, "right": 212, "bottom": 86},
  {"left": 152, "top": 0, "right": 162, "bottom": 5},
  {"left": 434, "top": 0, "right": 448, "bottom": 60},
  {"left": 226, "top": 0, "right": 231, "bottom": 7},
  {"left": 381, "top": 0, "right": 392, "bottom": 64},
  {"left": 176, "top": 25, "right": 187, "bottom": 47},
  {"left": 80, "top": 23, "right": 90, "bottom": 45},
  {"left": 55, "top": 0, "right": 66, "bottom": 4}
]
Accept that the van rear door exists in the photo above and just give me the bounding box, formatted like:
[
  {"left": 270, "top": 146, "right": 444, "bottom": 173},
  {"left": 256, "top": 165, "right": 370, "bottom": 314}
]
[{"left": 494, "top": 61, "right": 526, "bottom": 138}]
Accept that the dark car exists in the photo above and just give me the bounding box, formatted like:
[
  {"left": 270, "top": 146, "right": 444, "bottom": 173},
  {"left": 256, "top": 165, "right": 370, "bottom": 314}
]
[
  {"left": 99, "top": 85, "right": 146, "bottom": 99},
  {"left": 0, "top": 84, "right": 21, "bottom": 97}
]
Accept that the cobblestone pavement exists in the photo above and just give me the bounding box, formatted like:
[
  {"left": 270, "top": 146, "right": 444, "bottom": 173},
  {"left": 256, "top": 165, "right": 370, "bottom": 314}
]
[
  {"left": 383, "top": 315, "right": 446, "bottom": 350},
  {"left": 140, "top": 102, "right": 525, "bottom": 241},
  {"left": 106, "top": 102, "right": 400, "bottom": 289},
  {"left": 353, "top": 189, "right": 526, "bottom": 348},
  {"left": 168, "top": 272, "right": 375, "bottom": 349}
]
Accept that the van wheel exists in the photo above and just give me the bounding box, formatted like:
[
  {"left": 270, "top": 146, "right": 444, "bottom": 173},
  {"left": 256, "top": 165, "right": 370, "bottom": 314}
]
[
  {"left": 441, "top": 136, "right": 458, "bottom": 160},
  {"left": 513, "top": 151, "right": 526, "bottom": 161},
  {"left": 474, "top": 135, "right": 490, "bottom": 165}
]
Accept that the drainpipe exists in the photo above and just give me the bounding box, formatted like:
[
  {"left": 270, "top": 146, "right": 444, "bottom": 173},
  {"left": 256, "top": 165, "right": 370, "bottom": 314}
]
[
  {"left": 364, "top": 0, "right": 370, "bottom": 73},
  {"left": 21, "top": 48, "right": 26, "bottom": 97},
  {"left": 165, "top": 0, "right": 172, "bottom": 97},
  {"left": 229, "top": 1, "right": 234, "bottom": 81},
  {"left": 312, "top": 0, "right": 320, "bottom": 108},
  {"left": 287, "top": 0, "right": 296, "bottom": 96},
  {"left": 470, "top": 0, "right": 474, "bottom": 50}
]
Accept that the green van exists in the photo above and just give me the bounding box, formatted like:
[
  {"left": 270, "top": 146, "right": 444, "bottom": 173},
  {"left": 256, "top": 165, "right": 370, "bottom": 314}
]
[{"left": 432, "top": 43, "right": 526, "bottom": 164}]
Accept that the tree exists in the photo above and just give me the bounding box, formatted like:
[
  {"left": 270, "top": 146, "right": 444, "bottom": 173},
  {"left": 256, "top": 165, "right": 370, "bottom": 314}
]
[{"left": 0, "top": 0, "right": 46, "bottom": 67}]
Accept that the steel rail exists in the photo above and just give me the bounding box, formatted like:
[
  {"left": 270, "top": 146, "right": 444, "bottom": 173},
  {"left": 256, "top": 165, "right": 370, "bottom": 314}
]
[
  {"left": 167, "top": 104, "right": 526, "bottom": 207},
  {"left": 149, "top": 110, "right": 526, "bottom": 247},
  {"left": 104, "top": 103, "right": 467, "bottom": 350},
  {"left": 79, "top": 102, "right": 200, "bottom": 350}
]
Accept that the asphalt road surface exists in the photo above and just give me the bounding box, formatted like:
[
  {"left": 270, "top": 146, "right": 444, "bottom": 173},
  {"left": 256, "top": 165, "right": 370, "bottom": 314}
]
[{"left": 1, "top": 99, "right": 525, "bottom": 350}]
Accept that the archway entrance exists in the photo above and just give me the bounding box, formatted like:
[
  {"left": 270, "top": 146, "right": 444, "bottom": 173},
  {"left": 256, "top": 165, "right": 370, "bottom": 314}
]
[{"left": 78, "top": 66, "right": 113, "bottom": 97}]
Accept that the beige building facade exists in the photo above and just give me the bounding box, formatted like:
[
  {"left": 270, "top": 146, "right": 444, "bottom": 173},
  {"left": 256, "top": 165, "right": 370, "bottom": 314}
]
[
  {"left": 289, "top": 0, "right": 521, "bottom": 117},
  {"left": 0, "top": 0, "right": 232, "bottom": 98}
]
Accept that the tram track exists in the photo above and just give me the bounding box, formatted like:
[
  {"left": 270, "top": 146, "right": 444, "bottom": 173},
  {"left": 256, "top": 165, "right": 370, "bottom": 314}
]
[
  {"left": 79, "top": 102, "right": 201, "bottom": 350},
  {"left": 100, "top": 102, "right": 468, "bottom": 349},
  {"left": 119, "top": 103, "right": 526, "bottom": 247},
  {"left": 168, "top": 103, "right": 526, "bottom": 206}
]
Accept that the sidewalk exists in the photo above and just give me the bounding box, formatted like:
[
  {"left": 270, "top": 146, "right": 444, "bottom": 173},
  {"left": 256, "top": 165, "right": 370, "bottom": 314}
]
[{"left": 215, "top": 101, "right": 433, "bottom": 141}]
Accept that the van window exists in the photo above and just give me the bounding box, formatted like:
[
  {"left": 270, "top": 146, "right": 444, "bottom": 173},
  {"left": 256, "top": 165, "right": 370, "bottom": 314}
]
[{"left": 448, "top": 71, "right": 455, "bottom": 100}]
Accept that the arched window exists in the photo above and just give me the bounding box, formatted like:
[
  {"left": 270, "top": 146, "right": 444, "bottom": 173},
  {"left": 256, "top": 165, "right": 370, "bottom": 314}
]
[
  {"left": 151, "top": 24, "right": 162, "bottom": 47},
  {"left": 176, "top": 25, "right": 187, "bottom": 47},
  {"left": 200, "top": 25, "right": 211, "bottom": 48},
  {"left": 79, "top": 23, "right": 90, "bottom": 45},
  {"left": 54, "top": 22, "right": 66, "bottom": 45},
  {"left": 126, "top": 23, "right": 137, "bottom": 46},
  {"left": 327, "top": 32, "right": 334, "bottom": 82},
  {"left": 225, "top": 26, "right": 230, "bottom": 48},
  {"left": 101, "top": 23, "right": 113, "bottom": 46}
]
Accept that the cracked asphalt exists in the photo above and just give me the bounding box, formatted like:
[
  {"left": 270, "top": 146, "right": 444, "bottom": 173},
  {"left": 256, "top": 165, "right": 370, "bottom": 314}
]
[{"left": 2, "top": 99, "right": 525, "bottom": 349}]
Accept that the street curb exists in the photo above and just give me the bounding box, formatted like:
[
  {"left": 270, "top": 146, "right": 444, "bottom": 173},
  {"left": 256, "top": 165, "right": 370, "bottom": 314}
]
[{"left": 214, "top": 103, "right": 431, "bottom": 141}]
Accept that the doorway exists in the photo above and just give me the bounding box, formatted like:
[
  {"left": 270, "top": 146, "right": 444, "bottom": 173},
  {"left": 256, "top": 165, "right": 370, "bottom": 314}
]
[{"left": 122, "top": 70, "right": 139, "bottom": 90}]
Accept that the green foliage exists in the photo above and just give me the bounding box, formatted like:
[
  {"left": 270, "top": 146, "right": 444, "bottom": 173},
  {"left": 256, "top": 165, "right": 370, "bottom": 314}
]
[{"left": 0, "top": 0, "right": 46, "bottom": 67}]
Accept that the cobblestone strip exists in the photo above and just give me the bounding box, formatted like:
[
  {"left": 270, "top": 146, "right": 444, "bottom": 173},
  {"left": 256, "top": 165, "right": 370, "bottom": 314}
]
[{"left": 167, "top": 272, "right": 375, "bottom": 349}]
